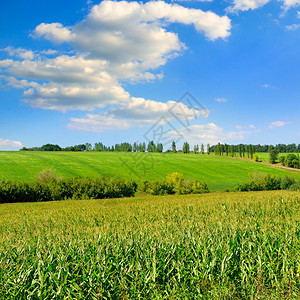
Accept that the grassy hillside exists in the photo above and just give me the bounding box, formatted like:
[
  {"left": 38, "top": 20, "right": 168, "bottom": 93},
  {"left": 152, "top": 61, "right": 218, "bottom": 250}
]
[
  {"left": 0, "top": 191, "right": 299, "bottom": 298},
  {"left": 0, "top": 151, "right": 299, "bottom": 191}
]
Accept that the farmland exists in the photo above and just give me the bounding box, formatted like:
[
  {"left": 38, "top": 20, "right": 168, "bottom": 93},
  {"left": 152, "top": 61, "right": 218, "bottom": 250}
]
[
  {"left": 0, "top": 151, "right": 299, "bottom": 191},
  {"left": 0, "top": 190, "right": 299, "bottom": 298}
]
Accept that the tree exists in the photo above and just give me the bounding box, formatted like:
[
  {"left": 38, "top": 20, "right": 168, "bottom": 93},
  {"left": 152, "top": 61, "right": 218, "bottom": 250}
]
[
  {"left": 94, "top": 142, "right": 104, "bottom": 151},
  {"left": 172, "top": 141, "right": 177, "bottom": 153},
  {"left": 238, "top": 145, "right": 242, "bottom": 157},
  {"left": 225, "top": 144, "right": 229, "bottom": 156},
  {"left": 207, "top": 144, "right": 210, "bottom": 155},
  {"left": 183, "top": 142, "right": 190, "bottom": 154},
  {"left": 201, "top": 143, "right": 204, "bottom": 155},
  {"left": 85, "top": 143, "right": 92, "bottom": 151},
  {"left": 147, "top": 141, "right": 156, "bottom": 152},
  {"left": 133, "top": 142, "right": 138, "bottom": 152},
  {"left": 156, "top": 143, "right": 163, "bottom": 153},
  {"left": 285, "top": 154, "right": 300, "bottom": 168},
  {"left": 249, "top": 144, "right": 253, "bottom": 159},
  {"left": 230, "top": 145, "right": 234, "bottom": 157},
  {"left": 41, "top": 144, "right": 62, "bottom": 151},
  {"left": 269, "top": 149, "right": 279, "bottom": 164},
  {"left": 246, "top": 145, "right": 250, "bottom": 158},
  {"left": 194, "top": 144, "right": 199, "bottom": 154}
]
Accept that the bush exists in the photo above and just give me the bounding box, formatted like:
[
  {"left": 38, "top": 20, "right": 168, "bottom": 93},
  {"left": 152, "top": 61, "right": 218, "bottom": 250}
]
[
  {"left": 279, "top": 156, "right": 286, "bottom": 166},
  {"left": 285, "top": 154, "right": 300, "bottom": 168},
  {"left": 139, "top": 173, "right": 209, "bottom": 196},
  {"left": 279, "top": 176, "right": 295, "bottom": 190},
  {"left": 269, "top": 150, "right": 279, "bottom": 164},
  {"left": 139, "top": 180, "right": 174, "bottom": 195},
  {"left": 234, "top": 173, "right": 299, "bottom": 192},
  {"left": 289, "top": 181, "right": 300, "bottom": 191},
  {"left": 36, "top": 167, "right": 62, "bottom": 183},
  {"left": 0, "top": 177, "right": 137, "bottom": 204}
]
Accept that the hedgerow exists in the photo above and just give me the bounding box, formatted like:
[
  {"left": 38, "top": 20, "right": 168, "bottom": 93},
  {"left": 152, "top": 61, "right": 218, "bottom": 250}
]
[
  {"left": 0, "top": 177, "right": 137, "bottom": 203},
  {"left": 234, "top": 173, "right": 300, "bottom": 192}
]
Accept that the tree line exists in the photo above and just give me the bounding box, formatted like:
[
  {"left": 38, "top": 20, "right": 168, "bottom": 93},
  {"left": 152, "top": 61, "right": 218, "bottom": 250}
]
[{"left": 21, "top": 142, "right": 300, "bottom": 154}]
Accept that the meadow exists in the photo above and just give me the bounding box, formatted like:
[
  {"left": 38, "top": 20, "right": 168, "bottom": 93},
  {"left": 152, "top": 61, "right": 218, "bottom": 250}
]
[
  {"left": 0, "top": 151, "right": 299, "bottom": 191},
  {"left": 0, "top": 190, "right": 299, "bottom": 298},
  {"left": 256, "top": 152, "right": 299, "bottom": 163}
]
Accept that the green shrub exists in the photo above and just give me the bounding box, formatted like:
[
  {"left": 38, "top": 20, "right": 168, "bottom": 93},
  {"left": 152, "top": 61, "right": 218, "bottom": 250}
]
[
  {"left": 139, "top": 180, "right": 174, "bottom": 195},
  {"left": 269, "top": 149, "right": 279, "bottom": 164},
  {"left": 279, "top": 156, "right": 286, "bottom": 166},
  {"left": 0, "top": 177, "right": 137, "bottom": 204},
  {"left": 285, "top": 154, "right": 300, "bottom": 168},
  {"left": 36, "top": 167, "right": 62, "bottom": 183},
  {"left": 279, "top": 176, "right": 295, "bottom": 190},
  {"left": 289, "top": 181, "right": 300, "bottom": 191},
  {"left": 139, "top": 173, "right": 209, "bottom": 196},
  {"left": 235, "top": 173, "right": 299, "bottom": 192}
]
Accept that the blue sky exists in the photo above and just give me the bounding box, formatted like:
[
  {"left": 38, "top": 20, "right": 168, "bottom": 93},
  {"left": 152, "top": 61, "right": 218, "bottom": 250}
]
[{"left": 0, "top": 0, "right": 299, "bottom": 150}]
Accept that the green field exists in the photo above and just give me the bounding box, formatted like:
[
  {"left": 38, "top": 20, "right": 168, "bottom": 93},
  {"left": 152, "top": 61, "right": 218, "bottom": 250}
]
[
  {"left": 256, "top": 152, "right": 300, "bottom": 162},
  {"left": 0, "top": 191, "right": 299, "bottom": 298},
  {"left": 0, "top": 151, "right": 299, "bottom": 191}
]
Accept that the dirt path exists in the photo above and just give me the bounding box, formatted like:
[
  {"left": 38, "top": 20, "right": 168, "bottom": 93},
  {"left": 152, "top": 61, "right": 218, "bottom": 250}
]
[{"left": 261, "top": 162, "right": 300, "bottom": 173}]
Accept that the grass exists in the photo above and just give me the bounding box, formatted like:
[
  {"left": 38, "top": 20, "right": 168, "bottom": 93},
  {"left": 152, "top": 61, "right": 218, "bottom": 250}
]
[
  {"left": 0, "top": 190, "right": 299, "bottom": 298},
  {"left": 256, "top": 152, "right": 300, "bottom": 163},
  {"left": 0, "top": 151, "right": 299, "bottom": 191}
]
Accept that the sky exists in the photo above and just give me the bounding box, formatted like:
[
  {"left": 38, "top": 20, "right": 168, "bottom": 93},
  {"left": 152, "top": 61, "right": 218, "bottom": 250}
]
[{"left": 0, "top": 0, "right": 299, "bottom": 150}]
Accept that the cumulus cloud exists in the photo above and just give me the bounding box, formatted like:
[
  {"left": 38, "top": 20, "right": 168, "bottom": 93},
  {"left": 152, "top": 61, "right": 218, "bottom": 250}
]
[
  {"left": 0, "top": 1, "right": 230, "bottom": 118},
  {"left": 67, "top": 97, "right": 209, "bottom": 132},
  {"left": 2, "top": 47, "right": 35, "bottom": 60},
  {"left": 269, "top": 121, "right": 287, "bottom": 128},
  {"left": 281, "top": 0, "right": 300, "bottom": 10},
  {"left": 226, "top": 0, "right": 300, "bottom": 13},
  {"left": 0, "top": 138, "right": 23, "bottom": 149},
  {"left": 167, "top": 123, "right": 251, "bottom": 145},
  {"left": 33, "top": 23, "right": 76, "bottom": 44},
  {"left": 226, "top": 0, "right": 270, "bottom": 13}
]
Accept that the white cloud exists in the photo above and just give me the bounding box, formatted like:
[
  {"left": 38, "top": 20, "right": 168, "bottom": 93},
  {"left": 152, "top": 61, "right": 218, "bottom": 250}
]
[
  {"left": 281, "top": 0, "right": 300, "bottom": 10},
  {"left": 33, "top": 23, "right": 76, "bottom": 44},
  {"left": 269, "top": 121, "right": 287, "bottom": 128},
  {"left": 235, "top": 125, "right": 243, "bottom": 129},
  {"left": 0, "top": 1, "right": 231, "bottom": 114},
  {"left": 226, "top": 0, "right": 270, "bottom": 13},
  {"left": 226, "top": 0, "right": 300, "bottom": 13},
  {"left": 215, "top": 97, "right": 227, "bottom": 102},
  {"left": 286, "top": 23, "right": 300, "bottom": 30},
  {"left": 249, "top": 124, "right": 256, "bottom": 128},
  {"left": 40, "top": 49, "right": 59, "bottom": 55},
  {"left": 67, "top": 97, "right": 209, "bottom": 132},
  {"left": 2, "top": 47, "right": 35, "bottom": 60},
  {"left": 261, "top": 83, "right": 271, "bottom": 88},
  {"left": 0, "top": 138, "right": 23, "bottom": 149},
  {"left": 167, "top": 123, "right": 251, "bottom": 145}
]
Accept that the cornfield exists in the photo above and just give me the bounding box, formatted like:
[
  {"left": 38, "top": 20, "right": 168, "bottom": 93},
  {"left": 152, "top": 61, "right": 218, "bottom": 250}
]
[{"left": 0, "top": 190, "right": 299, "bottom": 299}]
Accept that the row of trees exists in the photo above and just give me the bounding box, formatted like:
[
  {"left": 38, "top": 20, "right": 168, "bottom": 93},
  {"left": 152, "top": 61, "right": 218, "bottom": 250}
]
[
  {"left": 20, "top": 142, "right": 164, "bottom": 153},
  {"left": 213, "top": 143, "right": 257, "bottom": 159},
  {"left": 210, "top": 143, "right": 300, "bottom": 153},
  {"left": 20, "top": 142, "right": 299, "bottom": 155}
]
